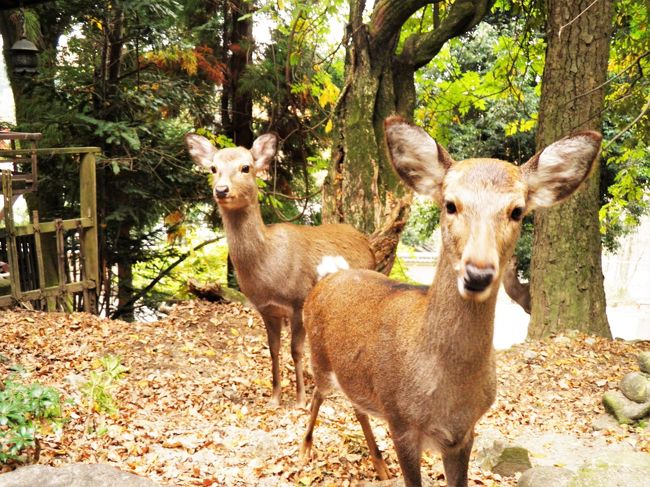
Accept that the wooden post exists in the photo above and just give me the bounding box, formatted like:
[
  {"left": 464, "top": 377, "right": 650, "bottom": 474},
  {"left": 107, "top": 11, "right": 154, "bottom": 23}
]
[
  {"left": 55, "top": 218, "right": 67, "bottom": 310},
  {"left": 80, "top": 152, "right": 98, "bottom": 313},
  {"left": 32, "top": 211, "right": 47, "bottom": 310}
]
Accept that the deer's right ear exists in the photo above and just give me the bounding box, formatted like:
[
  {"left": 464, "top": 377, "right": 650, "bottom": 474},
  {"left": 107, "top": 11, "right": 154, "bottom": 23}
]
[
  {"left": 185, "top": 133, "right": 217, "bottom": 170},
  {"left": 384, "top": 116, "right": 453, "bottom": 202},
  {"left": 250, "top": 133, "right": 278, "bottom": 174}
]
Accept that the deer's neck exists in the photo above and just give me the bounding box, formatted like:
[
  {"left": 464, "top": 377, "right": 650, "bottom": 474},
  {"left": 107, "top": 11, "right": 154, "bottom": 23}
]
[
  {"left": 423, "top": 252, "right": 497, "bottom": 361},
  {"left": 220, "top": 203, "right": 268, "bottom": 269}
]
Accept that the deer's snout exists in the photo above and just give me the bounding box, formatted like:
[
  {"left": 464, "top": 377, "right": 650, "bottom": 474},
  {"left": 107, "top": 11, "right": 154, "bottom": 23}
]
[
  {"left": 214, "top": 185, "right": 230, "bottom": 199},
  {"left": 463, "top": 263, "right": 496, "bottom": 293}
]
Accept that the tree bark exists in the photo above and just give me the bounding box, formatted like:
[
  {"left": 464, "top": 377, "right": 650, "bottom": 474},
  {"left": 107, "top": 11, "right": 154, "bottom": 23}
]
[
  {"left": 323, "top": 0, "right": 493, "bottom": 238},
  {"left": 528, "top": 0, "right": 612, "bottom": 339}
]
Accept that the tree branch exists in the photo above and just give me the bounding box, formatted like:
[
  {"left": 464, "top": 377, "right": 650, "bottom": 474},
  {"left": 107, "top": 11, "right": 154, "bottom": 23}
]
[
  {"left": 398, "top": 0, "right": 494, "bottom": 70},
  {"left": 369, "top": 0, "right": 437, "bottom": 49}
]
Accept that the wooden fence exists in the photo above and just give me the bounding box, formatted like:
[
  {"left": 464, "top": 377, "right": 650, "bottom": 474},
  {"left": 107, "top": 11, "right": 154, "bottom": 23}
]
[{"left": 0, "top": 141, "right": 100, "bottom": 313}]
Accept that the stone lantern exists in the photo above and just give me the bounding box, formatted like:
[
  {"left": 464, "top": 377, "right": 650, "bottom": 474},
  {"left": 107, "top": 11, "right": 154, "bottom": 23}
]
[{"left": 9, "top": 36, "right": 39, "bottom": 75}]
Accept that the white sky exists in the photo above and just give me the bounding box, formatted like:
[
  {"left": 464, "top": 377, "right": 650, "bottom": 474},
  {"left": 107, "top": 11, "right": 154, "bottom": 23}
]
[{"left": 0, "top": 36, "right": 16, "bottom": 125}]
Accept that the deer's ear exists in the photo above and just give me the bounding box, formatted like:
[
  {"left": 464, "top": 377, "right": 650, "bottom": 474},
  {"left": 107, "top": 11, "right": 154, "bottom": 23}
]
[
  {"left": 522, "top": 131, "right": 601, "bottom": 210},
  {"left": 185, "top": 133, "right": 217, "bottom": 170},
  {"left": 384, "top": 116, "right": 454, "bottom": 202},
  {"left": 250, "top": 133, "right": 278, "bottom": 175}
]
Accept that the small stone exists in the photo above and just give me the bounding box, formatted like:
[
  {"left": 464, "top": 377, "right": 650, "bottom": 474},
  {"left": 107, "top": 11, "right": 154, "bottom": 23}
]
[
  {"left": 584, "top": 336, "right": 597, "bottom": 346},
  {"left": 522, "top": 350, "right": 538, "bottom": 362},
  {"left": 620, "top": 372, "right": 650, "bottom": 403},
  {"left": 553, "top": 335, "right": 571, "bottom": 346},
  {"left": 492, "top": 446, "right": 533, "bottom": 477},
  {"left": 639, "top": 352, "right": 650, "bottom": 374},
  {"left": 517, "top": 466, "right": 574, "bottom": 487}
]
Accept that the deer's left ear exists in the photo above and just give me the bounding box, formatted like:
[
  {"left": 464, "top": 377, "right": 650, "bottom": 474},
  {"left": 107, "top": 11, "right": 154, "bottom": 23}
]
[
  {"left": 250, "top": 133, "right": 278, "bottom": 175},
  {"left": 521, "top": 131, "right": 602, "bottom": 210}
]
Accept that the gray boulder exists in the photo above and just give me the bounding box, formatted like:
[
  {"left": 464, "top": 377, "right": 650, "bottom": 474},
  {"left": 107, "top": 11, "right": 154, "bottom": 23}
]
[
  {"left": 639, "top": 351, "right": 650, "bottom": 374},
  {"left": 0, "top": 464, "right": 160, "bottom": 487},
  {"left": 619, "top": 371, "right": 650, "bottom": 403},
  {"left": 570, "top": 451, "right": 650, "bottom": 487},
  {"left": 603, "top": 390, "right": 650, "bottom": 423},
  {"left": 517, "top": 466, "right": 574, "bottom": 487}
]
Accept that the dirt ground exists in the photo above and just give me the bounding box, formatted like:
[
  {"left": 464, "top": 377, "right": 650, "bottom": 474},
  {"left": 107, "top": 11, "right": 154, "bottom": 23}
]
[{"left": 0, "top": 300, "right": 648, "bottom": 486}]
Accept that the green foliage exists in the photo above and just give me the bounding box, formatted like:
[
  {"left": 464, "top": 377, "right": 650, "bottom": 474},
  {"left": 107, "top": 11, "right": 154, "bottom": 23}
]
[
  {"left": 133, "top": 229, "right": 229, "bottom": 302},
  {"left": 598, "top": 0, "right": 650, "bottom": 249},
  {"left": 81, "top": 355, "right": 128, "bottom": 419},
  {"left": 401, "top": 197, "right": 440, "bottom": 249},
  {"left": 0, "top": 379, "right": 64, "bottom": 463}
]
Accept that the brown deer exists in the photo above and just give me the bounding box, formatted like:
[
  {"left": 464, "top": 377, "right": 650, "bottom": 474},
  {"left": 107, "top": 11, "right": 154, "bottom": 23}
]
[
  {"left": 185, "top": 133, "right": 376, "bottom": 407},
  {"left": 301, "top": 116, "right": 601, "bottom": 486}
]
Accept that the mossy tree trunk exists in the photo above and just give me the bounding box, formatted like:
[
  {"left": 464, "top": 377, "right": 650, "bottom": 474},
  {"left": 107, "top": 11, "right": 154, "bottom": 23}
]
[
  {"left": 528, "top": 0, "right": 612, "bottom": 339},
  {"left": 322, "top": 0, "right": 493, "bottom": 234}
]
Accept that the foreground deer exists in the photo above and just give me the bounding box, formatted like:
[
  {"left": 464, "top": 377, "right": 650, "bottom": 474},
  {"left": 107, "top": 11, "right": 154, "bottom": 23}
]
[
  {"left": 301, "top": 116, "right": 601, "bottom": 486},
  {"left": 185, "top": 133, "right": 375, "bottom": 407}
]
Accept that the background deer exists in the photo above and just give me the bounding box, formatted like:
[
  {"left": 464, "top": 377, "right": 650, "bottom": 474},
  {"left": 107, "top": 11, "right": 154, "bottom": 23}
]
[
  {"left": 301, "top": 116, "right": 601, "bottom": 486},
  {"left": 185, "top": 133, "right": 376, "bottom": 407}
]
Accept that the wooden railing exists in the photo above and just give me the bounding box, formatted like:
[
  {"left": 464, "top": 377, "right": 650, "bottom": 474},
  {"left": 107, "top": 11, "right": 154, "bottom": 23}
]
[{"left": 0, "top": 145, "right": 100, "bottom": 312}]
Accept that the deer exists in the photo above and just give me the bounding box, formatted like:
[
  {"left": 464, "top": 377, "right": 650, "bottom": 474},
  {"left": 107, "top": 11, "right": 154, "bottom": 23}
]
[
  {"left": 300, "top": 115, "right": 602, "bottom": 487},
  {"left": 185, "top": 132, "right": 376, "bottom": 407}
]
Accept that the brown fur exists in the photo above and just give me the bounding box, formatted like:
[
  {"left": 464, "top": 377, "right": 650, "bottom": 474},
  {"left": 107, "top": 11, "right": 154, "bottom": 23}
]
[
  {"left": 301, "top": 116, "right": 601, "bottom": 486},
  {"left": 185, "top": 133, "right": 375, "bottom": 407}
]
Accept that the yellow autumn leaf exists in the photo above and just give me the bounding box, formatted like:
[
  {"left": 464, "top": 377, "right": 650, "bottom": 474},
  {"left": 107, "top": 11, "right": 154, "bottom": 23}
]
[
  {"left": 325, "top": 119, "right": 333, "bottom": 133},
  {"left": 319, "top": 79, "right": 340, "bottom": 108}
]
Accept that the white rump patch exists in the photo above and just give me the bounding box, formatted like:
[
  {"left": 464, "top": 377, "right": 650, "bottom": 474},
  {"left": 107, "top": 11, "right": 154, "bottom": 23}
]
[{"left": 317, "top": 255, "right": 350, "bottom": 279}]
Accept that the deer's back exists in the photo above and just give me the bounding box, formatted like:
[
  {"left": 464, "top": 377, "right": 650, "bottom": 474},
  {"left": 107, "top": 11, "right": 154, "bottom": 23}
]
[{"left": 233, "top": 222, "right": 375, "bottom": 317}]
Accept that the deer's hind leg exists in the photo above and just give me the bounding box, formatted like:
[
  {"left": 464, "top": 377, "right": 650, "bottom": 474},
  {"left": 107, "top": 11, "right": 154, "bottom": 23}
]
[
  {"left": 301, "top": 389, "right": 324, "bottom": 462},
  {"left": 290, "top": 306, "right": 306, "bottom": 407},
  {"left": 354, "top": 408, "right": 390, "bottom": 480}
]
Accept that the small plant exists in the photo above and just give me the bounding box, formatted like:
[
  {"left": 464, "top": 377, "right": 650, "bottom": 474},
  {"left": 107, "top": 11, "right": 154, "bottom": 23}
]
[
  {"left": 0, "top": 379, "right": 64, "bottom": 463},
  {"left": 81, "top": 355, "right": 128, "bottom": 419}
]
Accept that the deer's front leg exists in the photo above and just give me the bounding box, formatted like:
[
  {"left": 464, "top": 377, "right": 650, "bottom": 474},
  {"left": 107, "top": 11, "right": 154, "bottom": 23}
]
[
  {"left": 441, "top": 434, "right": 473, "bottom": 487},
  {"left": 388, "top": 422, "right": 422, "bottom": 487},
  {"left": 261, "top": 314, "right": 283, "bottom": 406}
]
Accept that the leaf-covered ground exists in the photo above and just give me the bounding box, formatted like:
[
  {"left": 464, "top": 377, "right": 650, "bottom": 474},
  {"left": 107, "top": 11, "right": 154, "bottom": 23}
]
[{"left": 0, "top": 301, "right": 648, "bottom": 486}]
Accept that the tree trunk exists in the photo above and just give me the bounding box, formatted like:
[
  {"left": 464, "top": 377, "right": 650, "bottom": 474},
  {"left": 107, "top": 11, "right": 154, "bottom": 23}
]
[
  {"left": 528, "top": 0, "right": 612, "bottom": 339},
  {"left": 221, "top": 0, "right": 254, "bottom": 147},
  {"left": 323, "top": 0, "right": 493, "bottom": 240}
]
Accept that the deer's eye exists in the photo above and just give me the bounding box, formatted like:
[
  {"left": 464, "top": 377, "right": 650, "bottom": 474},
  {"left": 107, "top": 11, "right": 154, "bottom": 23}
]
[
  {"left": 445, "top": 201, "right": 457, "bottom": 215},
  {"left": 241, "top": 165, "right": 250, "bottom": 174},
  {"left": 510, "top": 207, "right": 524, "bottom": 221},
  {"left": 210, "top": 166, "right": 217, "bottom": 174}
]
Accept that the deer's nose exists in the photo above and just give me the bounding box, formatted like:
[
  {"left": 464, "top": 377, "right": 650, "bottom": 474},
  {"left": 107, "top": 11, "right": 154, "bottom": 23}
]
[
  {"left": 464, "top": 263, "right": 496, "bottom": 293},
  {"left": 215, "top": 185, "right": 230, "bottom": 199}
]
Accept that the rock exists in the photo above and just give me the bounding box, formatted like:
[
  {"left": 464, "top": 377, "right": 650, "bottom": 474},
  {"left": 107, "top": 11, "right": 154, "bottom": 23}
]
[
  {"left": 472, "top": 430, "right": 532, "bottom": 477},
  {"left": 639, "top": 351, "right": 650, "bottom": 374},
  {"left": 0, "top": 464, "right": 160, "bottom": 487},
  {"left": 603, "top": 390, "right": 650, "bottom": 423},
  {"left": 591, "top": 414, "right": 623, "bottom": 432},
  {"left": 572, "top": 451, "right": 650, "bottom": 487},
  {"left": 619, "top": 371, "right": 650, "bottom": 403},
  {"left": 492, "top": 446, "right": 533, "bottom": 477},
  {"left": 517, "top": 466, "right": 574, "bottom": 487}
]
